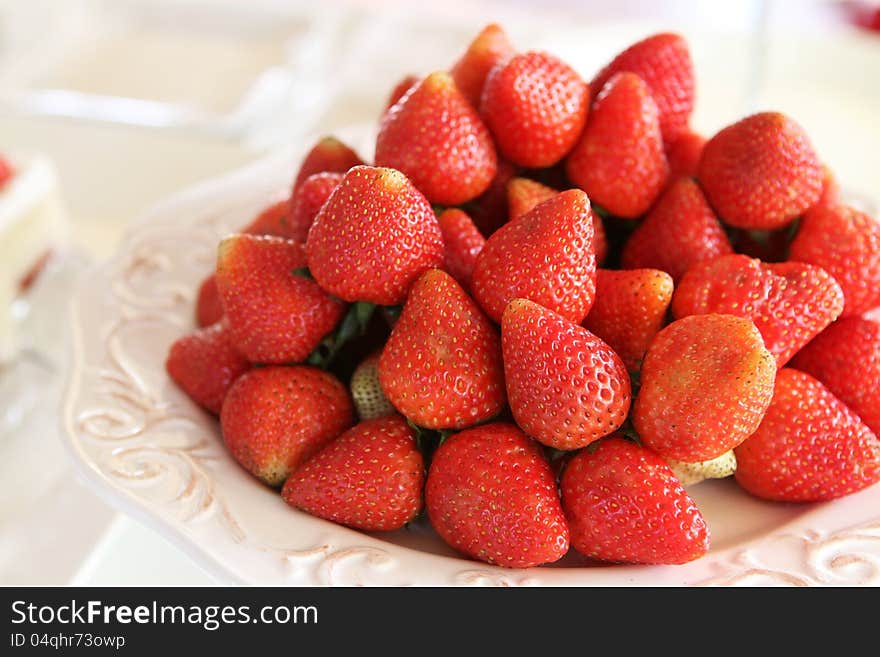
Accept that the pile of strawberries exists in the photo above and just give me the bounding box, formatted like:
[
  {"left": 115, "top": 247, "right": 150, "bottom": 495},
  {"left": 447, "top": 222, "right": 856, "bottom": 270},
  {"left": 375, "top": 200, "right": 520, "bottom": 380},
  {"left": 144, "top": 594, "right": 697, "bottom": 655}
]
[{"left": 166, "top": 25, "right": 880, "bottom": 568}]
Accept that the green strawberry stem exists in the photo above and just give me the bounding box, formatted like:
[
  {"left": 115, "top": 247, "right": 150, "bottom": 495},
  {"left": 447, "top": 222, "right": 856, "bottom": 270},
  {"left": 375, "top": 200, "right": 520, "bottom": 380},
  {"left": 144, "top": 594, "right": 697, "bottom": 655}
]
[{"left": 307, "top": 301, "right": 376, "bottom": 369}]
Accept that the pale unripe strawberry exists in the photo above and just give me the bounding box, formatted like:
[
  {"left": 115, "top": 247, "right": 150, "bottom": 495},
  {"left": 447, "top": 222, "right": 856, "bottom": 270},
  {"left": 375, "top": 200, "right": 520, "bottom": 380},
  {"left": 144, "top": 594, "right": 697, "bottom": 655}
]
[{"left": 666, "top": 451, "right": 737, "bottom": 487}]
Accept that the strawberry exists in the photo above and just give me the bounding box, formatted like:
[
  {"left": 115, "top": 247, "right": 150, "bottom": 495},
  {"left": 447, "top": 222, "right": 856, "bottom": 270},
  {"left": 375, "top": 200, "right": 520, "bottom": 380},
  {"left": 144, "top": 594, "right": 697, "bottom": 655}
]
[
  {"left": 466, "top": 157, "right": 517, "bottom": 237},
  {"left": 220, "top": 365, "right": 354, "bottom": 487},
  {"left": 285, "top": 172, "right": 342, "bottom": 243},
  {"left": 697, "top": 112, "right": 823, "bottom": 230},
  {"left": 815, "top": 164, "right": 841, "bottom": 208},
  {"left": 481, "top": 51, "right": 589, "bottom": 168},
  {"left": 350, "top": 353, "right": 396, "bottom": 420},
  {"left": 437, "top": 208, "right": 485, "bottom": 291},
  {"left": 195, "top": 274, "right": 224, "bottom": 327},
  {"left": 621, "top": 176, "right": 732, "bottom": 282},
  {"left": 633, "top": 313, "right": 777, "bottom": 461},
  {"left": 583, "top": 268, "right": 674, "bottom": 370},
  {"left": 306, "top": 166, "right": 445, "bottom": 305},
  {"left": 665, "top": 129, "right": 705, "bottom": 178},
  {"left": 0, "top": 155, "right": 13, "bottom": 190},
  {"left": 502, "top": 298, "right": 631, "bottom": 450},
  {"left": 734, "top": 369, "right": 880, "bottom": 502},
  {"left": 666, "top": 450, "right": 737, "bottom": 487},
  {"left": 379, "top": 269, "right": 505, "bottom": 429},
  {"left": 566, "top": 72, "right": 669, "bottom": 218},
  {"left": 165, "top": 321, "right": 249, "bottom": 415},
  {"left": 425, "top": 422, "right": 569, "bottom": 568},
  {"left": 791, "top": 316, "right": 880, "bottom": 436},
  {"left": 241, "top": 198, "right": 293, "bottom": 237},
  {"left": 375, "top": 71, "right": 497, "bottom": 205},
  {"left": 450, "top": 23, "right": 515, "bottom": 107},
  {"left": 506, "top": 176, "right": 557, "bottom": 222},
  {"left": 590, "top": 32, "right": 695, "bottom": 145},
  {"left": 282, "top": 415, "right": 423, "bottom": 530},
  {"left": 292, "top": 136, "right": 363, "bottom": 195},
  {"left": 789, "top": 203, "right": 880, "bottom": 317},
  {"left": 471, "top": 189, "right": 596, "bottom": 323},
  {"left": 561, "top": 437, "right": 709, "bottom": 565},
  {"left": 672, "top": 254, "right": 845, "bottom": 367},
  {"left": 384, "top": 74, "right": 418, "bottom": 111},
  {"left": 216, "top": 234, "right": 345, "bottom": 363}
]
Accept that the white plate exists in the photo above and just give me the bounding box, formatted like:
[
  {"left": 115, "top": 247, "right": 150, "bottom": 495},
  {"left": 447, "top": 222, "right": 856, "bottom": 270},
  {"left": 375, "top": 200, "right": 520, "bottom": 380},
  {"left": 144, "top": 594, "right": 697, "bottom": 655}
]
[{"left": 62, "top": 126, "right": 880, "bottom": 586}]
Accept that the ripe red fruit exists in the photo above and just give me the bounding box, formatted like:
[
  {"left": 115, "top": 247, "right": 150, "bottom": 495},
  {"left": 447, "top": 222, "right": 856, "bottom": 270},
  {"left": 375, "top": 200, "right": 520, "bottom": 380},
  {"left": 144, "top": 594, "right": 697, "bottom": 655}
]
[
  {"left": 220, "top": 366, "right": 354, "bottom": 487},
  {"left": 621, "top": 177, "right": 731, "bottom": 281},
  {"left": 566, "top": 72, "right": 669, "bottom": 218},
  {"left": 789, "top": 203, "right": 880, "bottom": 317},
  {"left": 195, "top": 274, "right": 224, "bottom": 328},
  {"left": 791, "top": 316, "right": 880, "bottom": 436},
  {"left": 561, "top": 437, "right": 709, "bottom": 565},
  {"left": 285, "top": 172, "right": 342, "bottom": 243},
  {"left": 306, "top": 166, "right": 445, "bottom": 305},
  {"left": 165, "top": 321, "right": 249, "bottom": 415},
  {"left": 506, "top": 177, "right": 557, "bottom": 222},
  {"left": 384, "top": 74, "right": 418, "bottom": 111},
  {"left": 379, "top": 269, "right": 505, "bottom": 429},
  {"left": 425, "top": 422, "right": 569, "bottom": 568},
  {"left": 481, "top": 51, "right": 589, "bottom": 168},
  {"left": 502, "top": 299, "right": 631, "bottom": 450},
  {"left": 450, "top": 23, "right": 515, "bottom": 107},
  {"left": 665, "top": 129, "right": 705, "bottom": 178},
  {"left": 633, "top": 314, "right": 777, "bottom": 461},
  {"left": 241, "top": 198, "right": 293, "bottom": 237},
  {"left": 698, "top": 112, "right": 823, "bottom": 230},
  {"left": 672, "top": 254, "right": 845, "bottom": 367},
  {"left": 282, "top": 415, "right": 423, "bottom": 530},
  {"left": 815, "top": 164, "right": 841, "bottom": 208},
  {"left": 0, "top": 156, "right": 13, "bottom": 189},
  {"left": 375, "top": 71, "right": 497, "bottom": 205},
  {"left": 292, "top": 136, "right": 363, "bottom": 194},
  {"left": 591, "top": 32, "right": 695, "bottom": 145},
  {"left": 735, "top": 369, "right": 880, "bottom": 502},
  {"left": 216, "top": 234, "right": 344, "bottom": 363},
  {"left": 584, "top": 268, "right": 674, "bottom": 370},
  {"left": 437, "top": 208, "right": 485, "bottom": 291},
  {"left": 472, "top": 189, "right": 596, "bottom": 323}
]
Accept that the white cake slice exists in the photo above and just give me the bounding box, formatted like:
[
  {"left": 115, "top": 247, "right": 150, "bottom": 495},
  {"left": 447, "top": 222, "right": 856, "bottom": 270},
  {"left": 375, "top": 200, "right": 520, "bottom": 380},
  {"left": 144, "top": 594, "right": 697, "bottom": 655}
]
[{"left": 0, "top": 155, "right": 69, "bottom": 362}]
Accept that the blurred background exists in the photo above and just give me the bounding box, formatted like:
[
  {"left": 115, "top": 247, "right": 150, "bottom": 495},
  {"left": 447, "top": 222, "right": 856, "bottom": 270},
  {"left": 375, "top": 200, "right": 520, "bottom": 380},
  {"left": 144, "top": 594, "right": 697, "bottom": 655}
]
[{"left": 0, "top": 0, "right": 878, "bottom": 585}]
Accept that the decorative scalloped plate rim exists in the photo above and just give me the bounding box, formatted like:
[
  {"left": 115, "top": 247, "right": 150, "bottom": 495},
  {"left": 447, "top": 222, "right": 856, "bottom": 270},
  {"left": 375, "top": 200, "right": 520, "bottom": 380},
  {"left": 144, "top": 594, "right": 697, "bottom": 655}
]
[{"left": 61, "top": 127, "right": 880, "bottom": 586}]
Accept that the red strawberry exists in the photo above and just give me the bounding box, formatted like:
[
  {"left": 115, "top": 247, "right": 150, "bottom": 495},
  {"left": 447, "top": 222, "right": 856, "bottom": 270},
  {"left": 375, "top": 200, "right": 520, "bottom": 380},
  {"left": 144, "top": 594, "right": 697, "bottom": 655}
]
[
  {"left": 502, "top": 299, "right": 631, "bottom": 450},
  {"left": 216, "top": 234, "right": 344, "bottom": 363},
  {"left": 591, "top": 32, "right": 695, "bottom": 145},
  {"left": 698, "top": 112, "right": 823, "bottom": 230},
  {"left": 665, "top": 129, "right": 705, "bottom": 178},
  {"left": 450, "top": 23, "right": 515, "bottom": 107},
  {"left": 285, "top": 172, "right": 342, "bottom": 243},
  {"left": 384, "top": 74, "right": 418, "bottom": 111},
  {"left": 583, "top": 268, "right": 674, "bottom": 370},
  {"left": 350, "top": 353, "right": 396, "bottom": 420},
  {"left": 633, "top": 313, "right": 777, "bottom": 461},
  {"left": 375, "top": 71, "right": 497, "bottom": 205},
  {"left": 621, "top": 176, "right": 732, "bottom": 282},
  {"left": 292, "top": 136, "right": 363, "bottom": 195},
  {"left": 472, "top": 189, "right": 596, "bottom": 323},
  {"left": 735, "top": 369, "right": 880, "bottom": 502},
  {"left": 566, "top": 72, "right": 669, "bottom": 218},
  {"left": 672, "top": 254, "right": 845, "bottom": 367},
  {"left": 379, "top": 269, "right": 505, "bottom": 429},
  {"left": 425, "top": 422, "right": 569, "bottom": 568},
  {"left": 791, "top": 316, "right": 880, "bottom": 436},
  {"left": 466, "top": 157, "right": 517, "bottom": 237},
  {"left": 437, "top": 208, "right": 485, "bottom": 291},
  {"left": 561, "top": 437, "right": 709, "bottom": 564},
  {"left": 0, "top": 155, "right": 13, "bottom": 190},
  {"left": 220, "top": 365, "right": 354, "bottom": 487},
  {"left": 282, "top": 415, "right": 423, "bottom": 530},
  {"left": 166, "top": 321, "right": 249, "bottom": 415},
  {"left": 789, "top": 203, "right": 880, "bottom": 317},
  {"left": 195, "top": 274, "right": 224, "bottom": 327},
  {"left": 815, "top": 164, "right": 841, "bottom": 208},
  {"left": 306, "top": 166, "right": 445, "bottom": 305},
  {"left": 481, "top": 51, "right": 589, "bottom": 168},
  {"left": 241, "top": 198, "right": 293, "bottom": 237}
]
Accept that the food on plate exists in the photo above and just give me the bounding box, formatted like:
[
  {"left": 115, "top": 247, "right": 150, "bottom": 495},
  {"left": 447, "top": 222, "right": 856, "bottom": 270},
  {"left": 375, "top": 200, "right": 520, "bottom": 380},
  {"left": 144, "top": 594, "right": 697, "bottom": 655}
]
[{"left": 166, "top": 25, "right": 880, "bottom": 569}]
